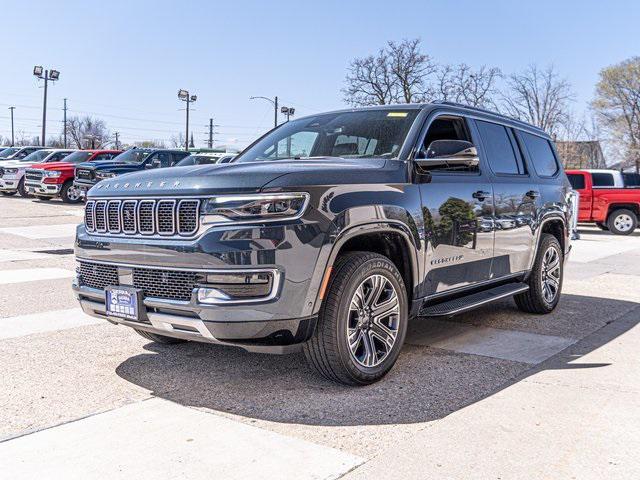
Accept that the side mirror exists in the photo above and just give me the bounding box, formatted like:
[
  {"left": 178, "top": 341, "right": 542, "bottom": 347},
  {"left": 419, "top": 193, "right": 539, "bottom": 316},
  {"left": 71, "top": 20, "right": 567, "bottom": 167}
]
[{"left": 416, "top": 140, "right": 479, "bottom": 168}]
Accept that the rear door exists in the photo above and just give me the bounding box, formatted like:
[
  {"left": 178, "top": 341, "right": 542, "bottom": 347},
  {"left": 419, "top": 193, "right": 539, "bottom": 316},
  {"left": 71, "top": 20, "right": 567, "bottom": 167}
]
[{"left": 474, "top": 119, "right": 539, "bottom": 277}]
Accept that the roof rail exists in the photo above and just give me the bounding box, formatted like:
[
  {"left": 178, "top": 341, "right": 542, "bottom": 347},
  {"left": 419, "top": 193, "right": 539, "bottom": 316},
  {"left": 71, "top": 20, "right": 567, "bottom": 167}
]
[{"left": 430, "top": 100, "right": 546, "bottom": 134}]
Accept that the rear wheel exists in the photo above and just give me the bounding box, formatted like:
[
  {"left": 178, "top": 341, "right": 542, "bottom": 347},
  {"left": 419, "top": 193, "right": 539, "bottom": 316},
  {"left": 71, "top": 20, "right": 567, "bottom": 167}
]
[
  {"left": 134, "top": 329, "right": 187, "bottom": 344},
  {"left": 61, "top": 181, "right": 82, "bottom": 203},
  {"left": 303, "top": 252, "right": 408, "bottom": 385},
  {"left": 515, "top": 233, "right": 563, "bottom": 314},
  {"left": 17, "top": 178, "right": 30, "bottom": 197},
  {"left": 1, "top": 191, "right": 17, "bottom": 196},
  {"left": 607, "top": 209, "right": 637, "bottom": 235}
]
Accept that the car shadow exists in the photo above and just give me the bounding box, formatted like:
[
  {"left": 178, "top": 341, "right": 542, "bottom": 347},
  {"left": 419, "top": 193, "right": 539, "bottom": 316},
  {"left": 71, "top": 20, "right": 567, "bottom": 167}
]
[
  {"left": 115, "top": 293, "right": 639, "bottom": 427},
  {"left": 577, "top": 226, "right": 640, "bottom": 237}
]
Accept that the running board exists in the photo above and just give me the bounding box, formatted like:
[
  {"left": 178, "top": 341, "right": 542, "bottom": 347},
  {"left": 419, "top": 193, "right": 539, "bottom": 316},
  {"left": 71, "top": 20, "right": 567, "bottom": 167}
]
[{"left": 420, "top": 282, "right": 529, "bottom": 317}]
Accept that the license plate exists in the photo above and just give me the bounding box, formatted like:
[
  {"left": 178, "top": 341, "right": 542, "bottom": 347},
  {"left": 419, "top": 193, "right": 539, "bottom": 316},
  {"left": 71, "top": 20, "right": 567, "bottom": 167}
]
[{"left": 105, "top": 286, "right": 143, "bottom": 321}]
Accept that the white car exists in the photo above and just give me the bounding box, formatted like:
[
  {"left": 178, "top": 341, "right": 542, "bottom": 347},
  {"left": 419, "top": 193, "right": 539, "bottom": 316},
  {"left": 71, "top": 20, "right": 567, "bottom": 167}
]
[{"left": 0, "top": 149, "right": 75, "bottom": 197}]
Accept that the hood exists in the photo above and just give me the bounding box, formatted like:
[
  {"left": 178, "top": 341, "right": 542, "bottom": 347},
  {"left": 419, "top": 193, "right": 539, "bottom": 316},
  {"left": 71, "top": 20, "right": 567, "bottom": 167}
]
[
  {"left": 30, "top": 161, "right": 75, "bottom": 171},
  {"left": 79, "top": 160, "right": 137, "bottom": 170},
  {"left": 88, "top": 157, "right": 392, "bottom": 198}
]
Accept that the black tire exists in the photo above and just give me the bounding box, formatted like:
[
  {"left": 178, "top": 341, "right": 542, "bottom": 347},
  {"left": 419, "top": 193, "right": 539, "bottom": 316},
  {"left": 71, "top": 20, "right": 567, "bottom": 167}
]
[
  {"left": 515, "top": 233, "right": 563, "bottom": 314},
  {"left": 61, "top": 181, "right": 82, "bottom": 204},
  {"left": 303, "top": 252, "right": 408, "bottom": 386},
  {"left": 17, "top": 178, "right": 30, "bottom": 197},
  {"left": 1, "top": 191, "right": 17, "bottom": 196},
  {"left": 607, "top": 209, "right": 637, "bottom": 235},
  {"left": 595, "top": 222, "right": 609, "bottom": 231},
  {"left": 134, "top": 329, "right": 187, "bottom": 344},
  {"left": 35, "top": 196, "right": 51, "bottom": 201}
]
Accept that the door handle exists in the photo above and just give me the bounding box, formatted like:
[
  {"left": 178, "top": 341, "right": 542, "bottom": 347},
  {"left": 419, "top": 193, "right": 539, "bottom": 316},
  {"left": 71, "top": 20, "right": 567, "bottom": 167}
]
[
  {"left": 472, "top": 190, "right": 491, "bottom": 201},
  {"left": 526, "top": 190, "right": 540, "bottom": 199}
]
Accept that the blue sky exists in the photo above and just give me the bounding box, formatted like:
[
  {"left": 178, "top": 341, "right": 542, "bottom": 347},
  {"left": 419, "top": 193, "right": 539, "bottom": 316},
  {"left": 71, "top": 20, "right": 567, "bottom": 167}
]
[{"left": 1, "top": 0, "right": 638, "bottom": 148}]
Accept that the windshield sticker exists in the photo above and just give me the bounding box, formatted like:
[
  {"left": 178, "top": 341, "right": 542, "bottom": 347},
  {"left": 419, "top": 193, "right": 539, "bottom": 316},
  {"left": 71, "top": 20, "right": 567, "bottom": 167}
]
[{"left": 387, "top": 112, "right": 409, "bottom": 118}]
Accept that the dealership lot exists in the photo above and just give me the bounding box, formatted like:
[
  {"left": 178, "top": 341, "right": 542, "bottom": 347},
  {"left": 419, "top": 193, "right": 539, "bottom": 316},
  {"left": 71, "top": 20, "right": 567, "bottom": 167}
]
[{"left": 0, "top": 196, "right": 639, "bottom": 479}]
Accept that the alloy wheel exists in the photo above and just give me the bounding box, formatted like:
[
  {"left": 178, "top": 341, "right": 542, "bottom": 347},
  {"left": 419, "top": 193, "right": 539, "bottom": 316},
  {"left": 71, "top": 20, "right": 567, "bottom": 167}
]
[
  {"left": 614, "top": 214, "right": 634, "bottom": 232},
  {"left": 347, "top": 274, "right": 400, "bottom": 368},
  {"left": 541, "top": 246, "right": 561, "bottom": 304}
]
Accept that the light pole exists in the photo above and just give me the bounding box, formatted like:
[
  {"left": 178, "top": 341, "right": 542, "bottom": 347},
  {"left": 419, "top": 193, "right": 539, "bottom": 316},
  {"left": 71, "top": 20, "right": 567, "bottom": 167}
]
[
  {"left": 178, "top": 89, "right": 197, "bottom": 152},
  {"left": 8, "top": 107, "right": 15, "bottom": 146},
  {"left": 250, "top": 96, "right": 278, "bottom": 128},
  {"left": 33, "top": 66, "right": 60, "bottom": 146}
]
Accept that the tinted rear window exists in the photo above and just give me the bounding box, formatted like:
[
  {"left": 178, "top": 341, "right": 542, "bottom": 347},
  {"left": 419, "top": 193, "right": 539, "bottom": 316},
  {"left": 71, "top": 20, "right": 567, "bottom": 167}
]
[
  {"left": 622, "top": 173, "right": 640, "bottom": 187},
  {"left": 476, "top": 120, "right": 524, "bottom": 175},
  {"left": 520, "top": 132, "right": 558, "bottom": 177},
  {"left": 566, "top": 173, "right": 585, "bottom": 190},
  {"left": 591, "top": 172, "right": 614, "bottom": 187}
]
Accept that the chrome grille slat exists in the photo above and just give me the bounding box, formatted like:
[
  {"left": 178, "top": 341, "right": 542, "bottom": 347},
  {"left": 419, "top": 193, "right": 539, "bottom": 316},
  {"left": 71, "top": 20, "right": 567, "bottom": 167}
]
[
  {"left": 83, "top": 197, "right": 199, "bottom": 238},
  {"left": 107, "top": 200, "right": 121, "bottom": 233}
]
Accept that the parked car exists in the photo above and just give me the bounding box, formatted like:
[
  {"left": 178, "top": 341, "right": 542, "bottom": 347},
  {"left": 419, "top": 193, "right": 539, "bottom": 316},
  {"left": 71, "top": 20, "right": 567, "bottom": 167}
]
[
  {"left": 566, "top": 169, "right": 640, "bottom": 234},
  {"left": 74, "top": 102, "right": 573, "bottom": 385},
  {"left": 175, "top": 152, "right": 236, "bottom": 167},
  {"left": 0, "top": 146, "right": 45, "bottom": 161},
  {"left": 0, "top": 149, "right": 75, "bottom": 196},
  {"left": 25, "top": 149, "right": 121, "bottom": 203},
  {"left": 73, "top": 148, "right": 189, "bottom": 196}
]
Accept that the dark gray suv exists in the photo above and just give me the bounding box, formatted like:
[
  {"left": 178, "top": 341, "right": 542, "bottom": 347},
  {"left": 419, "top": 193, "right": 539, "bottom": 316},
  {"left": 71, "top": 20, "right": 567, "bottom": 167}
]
[{"left": 73, "top": 102, "right": 574, "bottom": 385}]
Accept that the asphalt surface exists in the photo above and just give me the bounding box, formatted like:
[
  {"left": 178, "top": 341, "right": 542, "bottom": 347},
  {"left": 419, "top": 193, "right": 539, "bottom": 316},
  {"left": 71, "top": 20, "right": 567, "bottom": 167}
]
[{"left": 0, "top": 194, "right": 638, "bottom": 479}]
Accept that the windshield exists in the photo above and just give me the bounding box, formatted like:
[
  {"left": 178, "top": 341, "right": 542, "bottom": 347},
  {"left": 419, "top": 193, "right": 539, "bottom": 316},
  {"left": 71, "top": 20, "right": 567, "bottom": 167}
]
[
  {"left": 112, "top": 149, "right": 153, "bottom": 163},
  {"left": 235, "top": 109, "right": 419, "bottom": 163},
  {"left": 63, "top": 151, "right": 94, "bottom": 164},
  {"left": 19, "top": 149, "right": 54, "bottom": 163},
  {"left": 0, "top": 147, "right": 19, "bottom": 158},
  {"left": 176, "top": 155, "right": 220, "bottom": 167}
]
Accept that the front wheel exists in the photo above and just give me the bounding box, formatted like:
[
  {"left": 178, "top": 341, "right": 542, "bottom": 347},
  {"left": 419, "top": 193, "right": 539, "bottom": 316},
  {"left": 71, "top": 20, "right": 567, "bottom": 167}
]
[
  {"left": 303, "top": 252, "right": 408, "bottom": 385},
  {"left": 515, "top": 233, "right": 563, "bottom": 314},
  {"left": 61, "top": 181, "right": 82, "bottom": 203},
  {"left": 607, "top": 209, "right": 637, "bottom": 235}
]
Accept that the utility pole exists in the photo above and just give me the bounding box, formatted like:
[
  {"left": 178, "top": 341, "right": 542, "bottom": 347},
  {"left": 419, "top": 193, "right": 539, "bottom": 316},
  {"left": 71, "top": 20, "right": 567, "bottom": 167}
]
[
  {"left": 208, "top": 118, "right": 213, "bottom": 148},
  {"left": 8, "top": 107, "right": 15, "bottom": 146},
  {"left": 114, "top": 132, "right": 120, "bottom": 150},
  {"left": 33, "top": 66, "right": 60, "bottom": 146},
  {"left": 63, "top": 98, "right": 68, "bottom": 148}
]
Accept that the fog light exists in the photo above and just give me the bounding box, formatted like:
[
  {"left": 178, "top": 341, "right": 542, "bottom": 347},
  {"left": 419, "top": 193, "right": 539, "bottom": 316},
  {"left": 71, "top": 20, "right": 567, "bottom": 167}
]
[
  {"left": 196, "top": 269, "right": 280, "bottom": 304},
  {"left": 197, "top": 288, "right": 232, "bottom": 304}
]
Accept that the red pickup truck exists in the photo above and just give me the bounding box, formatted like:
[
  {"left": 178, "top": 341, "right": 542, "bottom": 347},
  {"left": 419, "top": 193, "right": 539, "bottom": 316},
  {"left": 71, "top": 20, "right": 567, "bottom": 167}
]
[
  {"left": 24, "top": 149, "right": 121, "bottom": 203},
  {"left": 566, "top": 169, "right": 640, "bottom": 235}
]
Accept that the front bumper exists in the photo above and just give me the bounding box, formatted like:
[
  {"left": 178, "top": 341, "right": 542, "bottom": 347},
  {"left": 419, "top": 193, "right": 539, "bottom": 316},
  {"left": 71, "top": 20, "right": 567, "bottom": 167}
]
[
  {"left": 25, "top": 179, "right": 61, "bottom": 196},
  {"left": 0, "top": 177, "right": 18, "bottom": 191},
  {"left": 74, "top": 220, "right": 331, "bottom": 352}
]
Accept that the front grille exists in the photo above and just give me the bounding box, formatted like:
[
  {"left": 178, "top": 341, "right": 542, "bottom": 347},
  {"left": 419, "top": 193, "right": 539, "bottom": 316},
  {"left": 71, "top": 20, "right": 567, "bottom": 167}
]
[
  {"left": 84, "top": 198, "right": 200, "bottom": 238},
  {"left": 77, "top": 261, "right": 197, "bottom": 302},
  {"left": 75, "top": 168, "right": 94, "bottom": 180},
  {"left": 77, "top": 262, "right": 119, "bottom": 290},
  {"left": 132, "top": 268, "right": 198, "bottom": 301},
  {"left": 25, "top": 169, "right": 44, "bottom": 183}
]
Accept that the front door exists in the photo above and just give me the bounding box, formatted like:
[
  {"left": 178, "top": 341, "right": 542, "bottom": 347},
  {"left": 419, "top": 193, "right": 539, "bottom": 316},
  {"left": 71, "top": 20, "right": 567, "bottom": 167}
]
[{"left": 416, "top": 114, "right": 495, "bottom": 296}]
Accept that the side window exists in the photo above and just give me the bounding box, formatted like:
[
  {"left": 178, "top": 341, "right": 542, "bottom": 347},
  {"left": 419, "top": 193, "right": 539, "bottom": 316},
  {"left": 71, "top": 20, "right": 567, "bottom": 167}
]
[
  {"left": 92, "top": 153, "right": 112, "bottom": 161},
  {"left": 566, "top": 173, "right": 586, "bottom": 190},
  {"left": 476, "top": 120, "right": 524, "bottom": 175},
  {"left": 591, "top": 172, "right": 615, "bottom": 188},
  {"left": 172, "top": 152, "right": 189, "bottom": 165},
  {"left": 519, "top": 132, "right": 559, "bottom": 177},
  {"left": 420, "top": 116, "right": 476, "bottom": 172}
]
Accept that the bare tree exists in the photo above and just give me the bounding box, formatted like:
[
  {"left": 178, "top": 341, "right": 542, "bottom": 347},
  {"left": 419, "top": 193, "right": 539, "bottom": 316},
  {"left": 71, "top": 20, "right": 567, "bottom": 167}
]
[
  {"left": 436, "top": 64, "right": 502, "bottom": 108},
  {"left": 592, "top": 57, "right": 640, "bottom": 172},
  {"left": 170, "top": 133, "right": 186, "bottom": 148},
  {"left": 501, "top": 65, "right": 574, "bottom": 136},
  {"left": 343, "top": 39, "right": 436, "bottom": 106},
  {"left": 66, "top": 116, "right": 109, "bottom": 149}
]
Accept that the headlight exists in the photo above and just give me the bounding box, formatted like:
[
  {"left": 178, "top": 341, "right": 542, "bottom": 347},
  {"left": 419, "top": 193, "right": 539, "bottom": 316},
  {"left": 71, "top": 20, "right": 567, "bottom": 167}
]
[
  {"left": 44, "top": 170, "right": 62, "bottom": 178},
  {"left": 96, "top": 172, "right": 116, "bottom": 180},
  {"left": 4, "top": 168, "right": 18, "bottom": 174},
  {"left": 201, "top": 192, "right": 309, "bottom": 225}
]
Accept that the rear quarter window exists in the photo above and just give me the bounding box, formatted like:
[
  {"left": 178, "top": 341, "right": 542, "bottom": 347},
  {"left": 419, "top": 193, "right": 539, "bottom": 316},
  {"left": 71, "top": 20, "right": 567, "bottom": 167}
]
[
  {"left": 591, "top": 173, "right": 615, "bottom": 188},
  {"left": 520, "top": 132, "right": 559, "bottom": 177}
]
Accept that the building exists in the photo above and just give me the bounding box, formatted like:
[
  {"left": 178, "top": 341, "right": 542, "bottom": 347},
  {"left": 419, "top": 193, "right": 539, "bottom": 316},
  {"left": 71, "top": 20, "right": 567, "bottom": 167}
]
[{"left": 555, "top": 141, "right": 606, "bottom": 169}]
